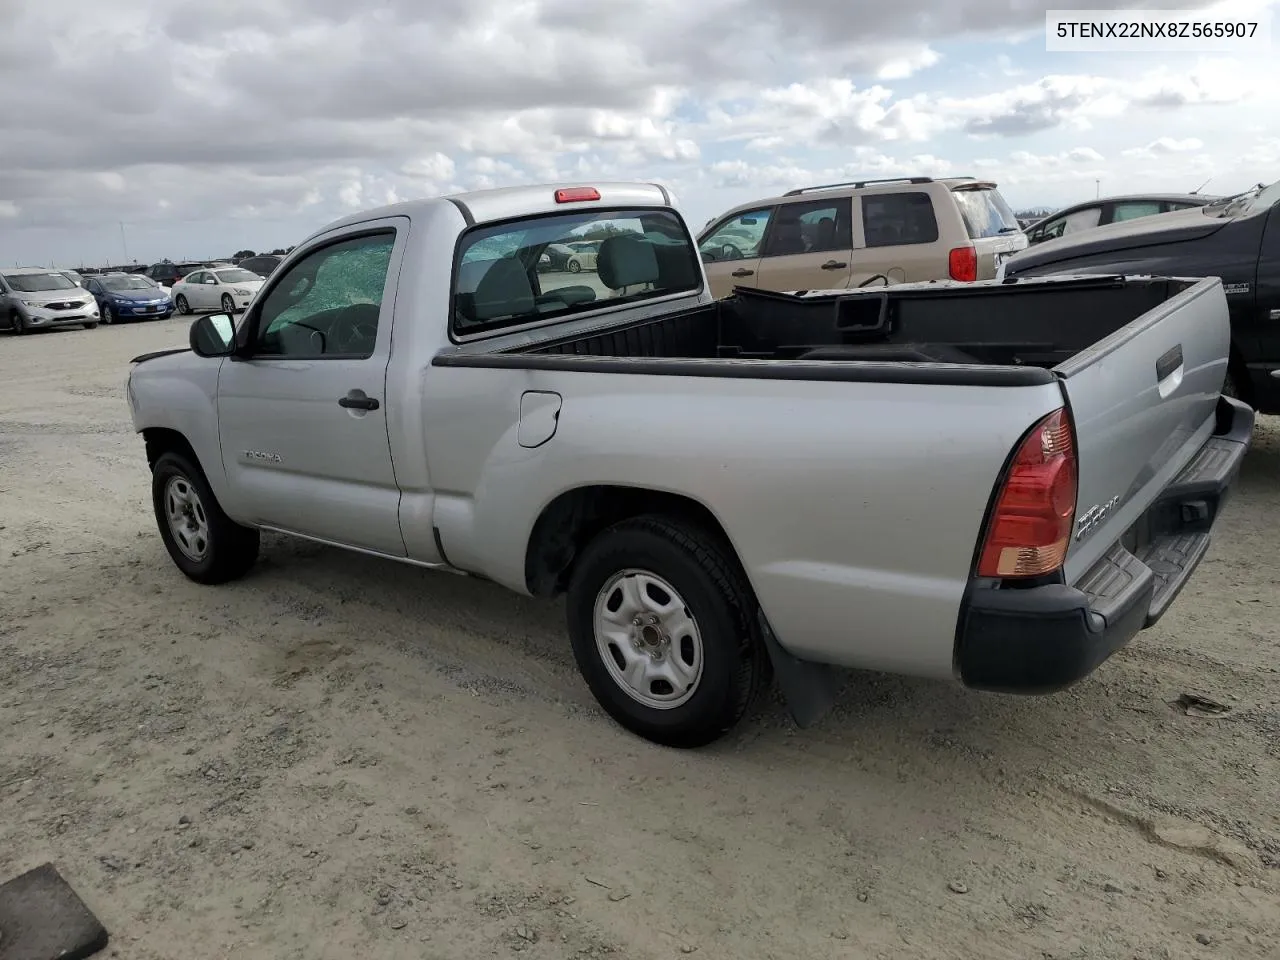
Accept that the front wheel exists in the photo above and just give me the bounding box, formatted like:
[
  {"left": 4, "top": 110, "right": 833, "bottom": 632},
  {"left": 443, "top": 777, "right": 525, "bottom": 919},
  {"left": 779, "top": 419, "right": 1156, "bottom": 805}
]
[
  {"left": 221, "top": 294, "right": 235, "bottom": 314},
  {"left": 82, "top": 322, "right": 98, "bottom": 329},
  {"left": 102, "top": 305, "right": 115, "bottom": 325},
  {"left": 175, "top": 295, "right": 190, "bottom": 315},
  {"left": 10, "top": 311, "right": 27, "bottom": 335},
  {"left": 152, "top": 451, "right": 260, "bottom": 584},
  {"left": 567, "top": 259, "right": 582, "bottom": 274},
  {"left": 566, "top": 516, "right": 768, "bottom": 747}
]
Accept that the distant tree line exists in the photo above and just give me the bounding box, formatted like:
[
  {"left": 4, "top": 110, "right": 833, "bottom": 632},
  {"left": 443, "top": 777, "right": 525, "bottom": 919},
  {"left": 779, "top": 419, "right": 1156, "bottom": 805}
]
[{"left": 231, "top": 246, "right": 295, "bottom": 259}]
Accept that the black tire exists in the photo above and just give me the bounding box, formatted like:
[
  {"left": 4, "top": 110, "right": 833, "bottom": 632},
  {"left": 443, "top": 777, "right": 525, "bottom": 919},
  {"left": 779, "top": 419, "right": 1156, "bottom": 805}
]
[
  {"left": 102, "top": 305, "right": 114, "bottom": 325},
  {"left": 221, "top": 294, "right": 235, "bottom": 314},
  {"left": 82, "top": 322, "right": 98, "bottom": 329},
  {"left": 151, "top": 450, "right": 259, "bottom": 585},
  {"left": 175, "top": 295, "right": 190, "bottom": 315},
  {"left": 565, "top": 515, "right": 768, "bottom": 748},
  {"left": 567, "top": 259, "right": 582, "bottom": 274},
  {"left": 10, "top": 311, "right": 27, "bottom": 335}
]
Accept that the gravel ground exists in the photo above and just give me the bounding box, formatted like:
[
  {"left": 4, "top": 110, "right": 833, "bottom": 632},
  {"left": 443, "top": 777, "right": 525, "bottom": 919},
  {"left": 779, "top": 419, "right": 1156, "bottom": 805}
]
[{"left": 1, "top": 319, "right": 1278, "bottom": 960}]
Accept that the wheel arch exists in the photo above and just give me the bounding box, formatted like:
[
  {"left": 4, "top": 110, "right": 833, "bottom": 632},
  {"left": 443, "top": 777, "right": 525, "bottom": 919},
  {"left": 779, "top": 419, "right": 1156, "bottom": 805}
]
[
  {"left": 142, "top": 427, "right": 202, "bottom": 474},
  {"left": 523, "top": 484, "right": 742, "bottom": 600}
]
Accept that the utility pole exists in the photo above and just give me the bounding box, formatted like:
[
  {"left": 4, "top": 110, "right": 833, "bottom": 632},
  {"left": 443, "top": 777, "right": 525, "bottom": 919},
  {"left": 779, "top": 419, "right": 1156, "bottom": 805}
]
[
  {"left": 1095, "top": 179, "right": 1100, "bottom": 199},
  {"left": 119, "top": 222, "right": 129, "bottom": 264}
]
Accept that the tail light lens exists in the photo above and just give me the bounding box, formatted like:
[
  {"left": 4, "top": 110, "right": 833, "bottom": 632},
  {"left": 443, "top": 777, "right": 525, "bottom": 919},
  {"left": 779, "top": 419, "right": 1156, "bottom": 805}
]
[
  {"left": 977, "top": 407, "right": 1077, "bottom": 578},
  {"left": 949, "top": 246, "right": 977, "bottom": 282}
]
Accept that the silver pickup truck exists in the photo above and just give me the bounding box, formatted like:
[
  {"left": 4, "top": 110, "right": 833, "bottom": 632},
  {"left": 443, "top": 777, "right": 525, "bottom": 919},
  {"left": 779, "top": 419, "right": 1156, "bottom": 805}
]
[{"left": 126, "top": 181, "right": 1253, "bottom": 747}]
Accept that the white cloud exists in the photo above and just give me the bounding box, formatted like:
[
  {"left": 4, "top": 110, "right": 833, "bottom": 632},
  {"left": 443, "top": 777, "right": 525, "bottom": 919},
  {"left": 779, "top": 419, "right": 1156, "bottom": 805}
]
[
  {"left": 875, "top": 47, "right": 941, "bottom": 81},
  {"left": 1, "top": 0, "right": 1277, "bottom": 263},
  {"left": 1122, "top": 137, "right": 1204, "bottom": 159},
  {"left": 401, "top": 152, "right": 456, "bottom": 182}
]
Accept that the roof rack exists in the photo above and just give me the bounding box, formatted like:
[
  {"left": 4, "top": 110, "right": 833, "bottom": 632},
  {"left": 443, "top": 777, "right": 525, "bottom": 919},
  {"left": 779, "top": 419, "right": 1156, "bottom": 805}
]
[{"left": 782, "top": 176, "right": 935, "bottom": 197}]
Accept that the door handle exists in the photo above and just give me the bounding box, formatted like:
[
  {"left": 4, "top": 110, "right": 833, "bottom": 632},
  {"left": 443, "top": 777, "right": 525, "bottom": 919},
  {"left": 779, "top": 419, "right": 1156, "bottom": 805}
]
[
  {"left": 731, "top": 268, "right": 754, "bottom": 277},
  {"left": 338, "top": 392, "right": 379, "bottom": 411},
  {"left": 1269, "top": 309, "right": 1280, "bottom": 321},
  {"left": 821, "top": 260, "right": 849, "bottom": 270}
]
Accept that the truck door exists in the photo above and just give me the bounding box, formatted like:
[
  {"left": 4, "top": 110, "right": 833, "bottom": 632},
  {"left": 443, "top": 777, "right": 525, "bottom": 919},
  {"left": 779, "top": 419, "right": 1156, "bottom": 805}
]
[
  {"left": 216, "top": 219, "right": 409, "bottom": 556},
  {"left": 751, "top": 197, "right": 854, "bottom": 292}
]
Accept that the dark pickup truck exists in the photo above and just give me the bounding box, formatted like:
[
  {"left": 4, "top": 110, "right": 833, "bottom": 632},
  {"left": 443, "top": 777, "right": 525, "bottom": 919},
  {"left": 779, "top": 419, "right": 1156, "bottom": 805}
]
[{"left": 1001, "top": 180, "right": 1280, "bottom": 413}]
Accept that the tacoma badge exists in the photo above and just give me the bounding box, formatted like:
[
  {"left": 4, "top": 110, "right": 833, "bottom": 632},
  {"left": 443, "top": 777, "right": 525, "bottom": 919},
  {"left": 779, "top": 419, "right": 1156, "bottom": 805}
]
[{"left": 1075, "top": 495, "right": 1120, "bottom": 542}]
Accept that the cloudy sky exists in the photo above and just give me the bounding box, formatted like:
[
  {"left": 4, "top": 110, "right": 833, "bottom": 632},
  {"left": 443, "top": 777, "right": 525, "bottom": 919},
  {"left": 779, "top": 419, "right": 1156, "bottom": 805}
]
[{"left": 2, "top": 0, "right": 1277, "bottom": 267}]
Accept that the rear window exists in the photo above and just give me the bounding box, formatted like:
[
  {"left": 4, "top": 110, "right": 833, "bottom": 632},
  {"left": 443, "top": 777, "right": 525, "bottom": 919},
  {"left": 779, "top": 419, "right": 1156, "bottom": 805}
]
[
  {"left": 952, "top": 186, "right": 1021, "bottom": 239},
  {"left": 452, "top": 207, "right": 702, "bottom": 337}
]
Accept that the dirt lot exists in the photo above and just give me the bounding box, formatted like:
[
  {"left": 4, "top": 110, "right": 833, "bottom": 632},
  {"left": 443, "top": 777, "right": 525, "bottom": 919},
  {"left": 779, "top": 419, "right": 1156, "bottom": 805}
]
[{"left": 2, "top": 320, "right": 1278, "bottom": 960}]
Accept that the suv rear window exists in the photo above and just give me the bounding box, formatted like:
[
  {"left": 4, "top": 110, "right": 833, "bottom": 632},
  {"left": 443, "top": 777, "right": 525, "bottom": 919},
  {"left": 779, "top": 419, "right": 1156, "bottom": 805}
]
[
  {"left": 952, "top": 186, "right": 1021, "bottom": 239},
  {"left": 862, "top": 192, "right": 939, "bottom": 247},
  {"left": 452, "top": 208, "right": 701, "bottom": 337}
]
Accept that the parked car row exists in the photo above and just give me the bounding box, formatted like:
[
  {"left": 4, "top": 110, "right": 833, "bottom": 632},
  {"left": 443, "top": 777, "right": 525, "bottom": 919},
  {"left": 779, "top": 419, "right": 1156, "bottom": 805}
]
[{"left": 3, "top": 261, "right": 269, "bottom": 335}]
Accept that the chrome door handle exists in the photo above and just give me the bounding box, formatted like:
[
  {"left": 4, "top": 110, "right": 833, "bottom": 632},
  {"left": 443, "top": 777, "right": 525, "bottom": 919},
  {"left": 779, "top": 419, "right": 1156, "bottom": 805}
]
[
  {"left": 821, "top": 260, "right": 848, "bottom": 270},
  {"left": 1269, "top": 308, "right": 1280, "bottom": 321},
  {"left": 731, "top": 268, "right": 754, "bottom": 277}
]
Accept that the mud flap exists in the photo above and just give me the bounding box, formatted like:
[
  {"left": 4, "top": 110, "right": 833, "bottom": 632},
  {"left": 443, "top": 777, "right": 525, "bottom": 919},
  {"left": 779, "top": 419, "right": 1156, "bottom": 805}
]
[{"left": 758, "top": 611, "right": 844, "bottom": 728}]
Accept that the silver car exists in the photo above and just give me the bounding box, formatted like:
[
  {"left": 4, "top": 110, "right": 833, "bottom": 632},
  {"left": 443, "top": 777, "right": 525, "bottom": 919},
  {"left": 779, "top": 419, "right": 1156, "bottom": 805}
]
[{"left": 1, "top": 267, "right": 101, "bottom": 333}]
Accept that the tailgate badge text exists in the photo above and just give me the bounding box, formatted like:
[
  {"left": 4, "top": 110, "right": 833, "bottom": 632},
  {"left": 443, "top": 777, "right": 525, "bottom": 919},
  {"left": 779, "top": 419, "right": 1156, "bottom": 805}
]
[{"left": 1075, "top": 495, "right": 1120, "bottom": 542}]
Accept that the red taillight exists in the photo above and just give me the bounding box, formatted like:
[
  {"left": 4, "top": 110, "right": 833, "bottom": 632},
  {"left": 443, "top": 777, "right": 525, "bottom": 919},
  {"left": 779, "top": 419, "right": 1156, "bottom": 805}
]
[
  {"left": 948, "top": 245, "right": 977, "bottom": 282},
  {"left": 977, "top": 407, "right": 1077, "bottom": 579},
  {"left": 554, "top": 186, "right": 601, "bottom": 203}
]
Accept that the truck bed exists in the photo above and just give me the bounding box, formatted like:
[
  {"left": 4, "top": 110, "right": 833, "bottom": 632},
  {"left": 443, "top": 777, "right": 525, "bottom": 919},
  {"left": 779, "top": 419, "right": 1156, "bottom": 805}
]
[{"left": 495, "top": 275, "right": 1189, "bottom": 377}]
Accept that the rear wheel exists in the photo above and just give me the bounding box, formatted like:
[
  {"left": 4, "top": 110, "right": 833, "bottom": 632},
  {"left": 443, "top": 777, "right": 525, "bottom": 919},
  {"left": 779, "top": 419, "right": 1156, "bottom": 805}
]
[
  {"left": 151, "top": 450, "right": 259, "bottom": 584},
  {"left": 565, "top": 516, "right": 768, "bottom": 747},
  {"left": 175, "top": 295, "right": 190, "bottom": 315}
]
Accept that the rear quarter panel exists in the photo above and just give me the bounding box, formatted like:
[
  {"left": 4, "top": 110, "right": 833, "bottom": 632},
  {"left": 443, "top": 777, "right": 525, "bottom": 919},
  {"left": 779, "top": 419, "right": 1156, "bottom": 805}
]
[{"left": 422, "top": 367, "right": 1065, "bottom": 680}]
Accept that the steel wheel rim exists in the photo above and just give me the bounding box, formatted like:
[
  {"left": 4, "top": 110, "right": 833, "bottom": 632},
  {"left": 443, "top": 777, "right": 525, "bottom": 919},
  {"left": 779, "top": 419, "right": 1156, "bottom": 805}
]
[
  {"left": 103, "top": 306, "right": 113, "bottom": 325},
  {"left": 592, "top": 568, "right": 704, "bottom": 710},
  {"left": 164, "top": 475, "right": 210, "bottom": 562},
  {"left": 222, "top": 295, "right": 233, "bottom": 313}
]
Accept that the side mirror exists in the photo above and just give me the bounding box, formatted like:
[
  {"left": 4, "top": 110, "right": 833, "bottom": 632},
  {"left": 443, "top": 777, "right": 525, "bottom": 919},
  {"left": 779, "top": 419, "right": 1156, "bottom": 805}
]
[{"left": 190, "top": 313, "right": 236, "bottom": 358}]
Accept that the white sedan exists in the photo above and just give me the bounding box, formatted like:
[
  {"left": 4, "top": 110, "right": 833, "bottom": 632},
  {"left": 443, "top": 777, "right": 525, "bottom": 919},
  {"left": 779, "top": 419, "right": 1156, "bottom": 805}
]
[{"left": 171, "top": 267, "right": 265, "bottom": 315}]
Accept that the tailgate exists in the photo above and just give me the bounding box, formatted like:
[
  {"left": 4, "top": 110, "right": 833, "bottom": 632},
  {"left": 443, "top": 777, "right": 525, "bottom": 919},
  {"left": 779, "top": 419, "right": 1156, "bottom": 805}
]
[{"left": 1055, "top": 277, "right": 1231, "bottom": 584}]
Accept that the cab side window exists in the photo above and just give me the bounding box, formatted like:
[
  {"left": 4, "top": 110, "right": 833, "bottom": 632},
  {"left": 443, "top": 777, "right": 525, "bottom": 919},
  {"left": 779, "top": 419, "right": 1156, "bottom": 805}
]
[{"left": 252, "top": 231, "right": 396, "bottom": 359}]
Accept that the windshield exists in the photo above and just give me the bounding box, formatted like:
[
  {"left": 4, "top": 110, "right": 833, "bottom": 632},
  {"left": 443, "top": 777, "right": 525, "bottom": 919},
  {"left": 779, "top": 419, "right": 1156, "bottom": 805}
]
[
  {"left": 216, "top": 268, "right": 261, "bottom": 284},
  {"left": 103, "top": 276, "right": 158, "bottom": 291},
  {"left": 453, "top": 207, "right": 701, "bottom": 336},
  {"left": 3, "top": 272, "right": 77, "bottom": 292},
  {"left": 952, "top": 186, "right": 1022, "bottom": 239}
]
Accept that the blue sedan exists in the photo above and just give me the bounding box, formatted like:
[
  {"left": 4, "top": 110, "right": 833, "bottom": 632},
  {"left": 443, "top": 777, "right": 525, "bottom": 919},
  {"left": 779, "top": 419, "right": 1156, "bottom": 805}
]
[{"left": 84, "top": 273, "right": 174, "bottom": 324}]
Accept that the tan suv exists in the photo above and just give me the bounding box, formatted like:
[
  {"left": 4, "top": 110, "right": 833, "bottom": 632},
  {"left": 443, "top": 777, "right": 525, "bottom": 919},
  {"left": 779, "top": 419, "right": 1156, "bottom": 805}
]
[{"left": 696, "top": 177, "right": 1029, "bottom": 299}]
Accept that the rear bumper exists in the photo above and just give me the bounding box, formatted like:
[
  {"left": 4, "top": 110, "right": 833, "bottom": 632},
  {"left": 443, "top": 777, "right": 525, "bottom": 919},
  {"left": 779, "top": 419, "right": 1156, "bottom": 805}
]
[{"left": 955, "top": 395, "right": 1254, "bottom": 693}]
